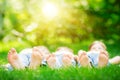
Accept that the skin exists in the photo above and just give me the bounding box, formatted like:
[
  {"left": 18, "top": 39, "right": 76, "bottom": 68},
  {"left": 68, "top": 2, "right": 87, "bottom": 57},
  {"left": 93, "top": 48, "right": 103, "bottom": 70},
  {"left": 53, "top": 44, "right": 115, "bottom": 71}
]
[
  {"left": 8, "top": 48, "right": 25, "bottom": 70},
  {"left": 89, "top": 42, "right": 109, "bottom": 67},
  {"left": 46, "top": 47, "right": 75, "bottom": 68},
  {"left": 29, "top": 47, "right": 43, "bottom": 69},
  {"left": 77, "top": 50, "right": 91, "bottom": 67},
  {"left": 77, "top": 41, "right": 109, "bottom": 68},
  {"left": 8, "top": 46, "right": 50, "bottom": 70}
]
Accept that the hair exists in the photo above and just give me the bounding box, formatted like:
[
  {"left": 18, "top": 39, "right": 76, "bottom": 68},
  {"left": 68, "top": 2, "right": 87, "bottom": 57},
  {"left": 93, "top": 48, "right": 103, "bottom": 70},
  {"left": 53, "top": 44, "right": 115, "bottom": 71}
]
[
  {"left": 37, "top": 46, "right": 50, "bottom": 54},
  {"left": 56, "top": 46, "right": 73, "bottom": 53},
  {"left": 89, "top": 41, "right": 106, "bottom": 51}
]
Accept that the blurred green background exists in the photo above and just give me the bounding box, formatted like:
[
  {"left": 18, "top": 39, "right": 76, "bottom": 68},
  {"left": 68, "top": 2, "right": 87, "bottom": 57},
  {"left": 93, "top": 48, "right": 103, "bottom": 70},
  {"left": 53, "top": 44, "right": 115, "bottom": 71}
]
[
  {"left": 0, "top": 1, "right": 120, "bottom": 80},
  {"left": 0, "top": 0, "right": 120, "bottom": 53}
]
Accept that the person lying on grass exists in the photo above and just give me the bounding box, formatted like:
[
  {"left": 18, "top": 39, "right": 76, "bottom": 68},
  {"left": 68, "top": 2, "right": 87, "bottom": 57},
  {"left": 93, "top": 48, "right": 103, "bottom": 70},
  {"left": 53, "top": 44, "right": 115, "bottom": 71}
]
[
  {"left": 77, "top": 41, "right": 120, "bottom": 68},
  {"left": 5, "top": 46, "right": 50, "bottom": 70},
  {"left": 5, "top": 46, "right": 76, "bottom": 70},
  {"left": 46, "top": 47, "right": 76, "bottom": 69},
  {"left": 3, "top": 41, "right": 120, "bottom": 70}
]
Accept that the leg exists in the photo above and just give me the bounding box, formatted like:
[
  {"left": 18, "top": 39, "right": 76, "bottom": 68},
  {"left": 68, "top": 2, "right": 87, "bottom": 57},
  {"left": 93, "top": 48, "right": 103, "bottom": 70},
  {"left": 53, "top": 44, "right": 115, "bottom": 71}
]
[
  {"left": 78, "top": 50, "right": 91, "bottom": 67},
  {"left": 29, "top": 47, "right": 43, "bottom": 69},
  {"left": 109, "top": 56, "right": 120, "bottom": 64},
  {"left": 8, "top": 48, "right": 25, "bottom": 69},
  {"left": 98, "top": 51, "right": 109, "bottom": 67}
]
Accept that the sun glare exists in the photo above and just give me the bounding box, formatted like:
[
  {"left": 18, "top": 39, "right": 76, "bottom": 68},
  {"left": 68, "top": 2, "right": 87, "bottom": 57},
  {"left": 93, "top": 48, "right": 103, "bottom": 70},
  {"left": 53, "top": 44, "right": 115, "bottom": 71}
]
[{"left": 42, "top": 2, "right": 59, "bottom": 19}]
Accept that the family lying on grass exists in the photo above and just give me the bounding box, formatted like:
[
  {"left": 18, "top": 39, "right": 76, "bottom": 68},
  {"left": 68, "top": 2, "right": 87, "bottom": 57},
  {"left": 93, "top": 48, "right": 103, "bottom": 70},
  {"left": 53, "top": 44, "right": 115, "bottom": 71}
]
[{"left": 3, "top": 41, "right": 120, "bottom": 70}]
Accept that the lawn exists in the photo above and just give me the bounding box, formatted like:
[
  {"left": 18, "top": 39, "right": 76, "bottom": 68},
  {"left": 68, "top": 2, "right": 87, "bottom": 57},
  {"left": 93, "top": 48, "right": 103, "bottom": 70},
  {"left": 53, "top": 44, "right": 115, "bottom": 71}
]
[
  {"left": 0, "top": 40, "right": 120, "bottom": 80},
  {"left": 0, "top": 0, "right": 119, "bottom": 79}
]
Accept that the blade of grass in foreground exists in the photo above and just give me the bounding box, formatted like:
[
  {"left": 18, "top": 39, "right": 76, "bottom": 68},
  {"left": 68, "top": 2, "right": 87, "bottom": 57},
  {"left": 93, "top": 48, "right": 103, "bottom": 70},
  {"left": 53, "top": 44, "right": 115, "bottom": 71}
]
[{"left": 0, "top": 65, "right": 120, "bottom": 80}]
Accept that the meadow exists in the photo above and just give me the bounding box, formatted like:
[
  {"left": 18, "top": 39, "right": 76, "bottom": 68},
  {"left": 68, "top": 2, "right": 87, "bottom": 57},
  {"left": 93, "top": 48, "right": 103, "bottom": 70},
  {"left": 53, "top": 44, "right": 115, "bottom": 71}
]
[
  {"left": 0, "top": 40, "right": 120, "bottom": 80},
  {"left": 0, "top": 0, "right": 119, "bottom": 79}
]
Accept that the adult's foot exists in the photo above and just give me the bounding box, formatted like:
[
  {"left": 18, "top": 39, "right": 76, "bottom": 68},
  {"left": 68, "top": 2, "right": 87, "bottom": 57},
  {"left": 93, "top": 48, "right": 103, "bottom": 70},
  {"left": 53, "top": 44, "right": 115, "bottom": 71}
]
[
  {"left": 8, "top": 48, "right": 25, "bottom": 69},
  {"left": 29, "top": 47, "right": 43, "bottom": 69}
]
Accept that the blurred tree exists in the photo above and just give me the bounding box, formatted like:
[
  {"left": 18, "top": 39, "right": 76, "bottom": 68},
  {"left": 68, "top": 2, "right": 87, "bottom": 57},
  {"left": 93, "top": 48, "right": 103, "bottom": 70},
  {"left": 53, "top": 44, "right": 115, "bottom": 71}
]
[
  {"left": 84, "top": 0, "right": 120, "bottom": 41},
  {"left": 0, "top": 0, "right": 6, "bottom": 39},
  {"left": 0, "top": 0, "right": 119, "bottom": 45}
]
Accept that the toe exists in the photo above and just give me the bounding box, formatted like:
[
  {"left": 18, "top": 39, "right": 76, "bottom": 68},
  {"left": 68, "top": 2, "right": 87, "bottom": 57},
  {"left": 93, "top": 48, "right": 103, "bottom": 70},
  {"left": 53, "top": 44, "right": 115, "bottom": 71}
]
[
  {"left": 78, "top": 51, "right": 86, "bottom": 57},
  {"left": 8, "top": 50, "right": 11, "bottom": 54},
  {"left": 33, "top": 47, "right": 38, "bottom": 51},
  {"left": 100, "top": 50, "right": 109, "bottom": 57},
  {"left": 78, "top": 52, "right": 86, "bottom": 60},
  {"left": 10, "top": 48, "right": 16, "bottom": 54}
]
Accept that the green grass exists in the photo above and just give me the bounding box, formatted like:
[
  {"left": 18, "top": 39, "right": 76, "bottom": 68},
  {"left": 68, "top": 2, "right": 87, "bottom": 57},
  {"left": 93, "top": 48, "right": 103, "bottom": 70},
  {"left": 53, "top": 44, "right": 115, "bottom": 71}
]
[
  {"left": 0, "top": 66, "right": 120, "bottom": 80},
  {"left": 0, "top": 40, "right": 120, "bottom": 80}
]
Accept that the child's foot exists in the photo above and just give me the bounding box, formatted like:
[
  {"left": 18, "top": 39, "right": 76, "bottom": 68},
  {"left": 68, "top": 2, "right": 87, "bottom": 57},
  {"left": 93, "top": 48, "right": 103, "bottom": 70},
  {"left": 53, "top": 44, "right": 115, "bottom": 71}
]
[
  {"left": 46, "top": 54, "right": 56, "bottom": 69},
  {"left": 78, "top": 50, "right": 91, "bottom": 67},
  {"left": 29, "top": 47, "right": 43, "bottom": 69},
  {"left": 62, "top": 54, "right": 73, "bottom": 67},
  {"left": 8, "top": 48, "right": 25, "bottom": 69},
  {"left": 98, "top": 51, "right": 109, "bottom": 67}
]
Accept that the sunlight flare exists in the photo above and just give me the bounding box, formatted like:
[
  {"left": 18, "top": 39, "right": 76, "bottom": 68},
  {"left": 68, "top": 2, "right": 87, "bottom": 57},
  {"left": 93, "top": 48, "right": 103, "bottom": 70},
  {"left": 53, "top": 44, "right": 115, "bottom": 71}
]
[{"left": 42, "top": 2, "right": 59, "bottom": 19}]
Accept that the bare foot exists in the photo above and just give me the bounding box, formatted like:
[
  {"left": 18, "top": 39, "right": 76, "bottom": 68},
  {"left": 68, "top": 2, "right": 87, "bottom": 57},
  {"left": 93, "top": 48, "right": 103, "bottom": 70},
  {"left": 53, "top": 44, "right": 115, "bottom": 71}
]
[
  {"left": 98, "top": 51, "right": 109, "bottom": 67},
  {"left": 29, "top": 47, "right": 43, "bottom": 69},
  {"left": 8, "top": 48, "right": 25, "bottom": 69},
  {"left": 62, "top": 54, "right": 73, "bottom": 67},
  {"left": 46, "top": 54, "right": 56, "bottom": 69},
  {"left": 78, "top": 50, "right": 91, "bottom": 67}
]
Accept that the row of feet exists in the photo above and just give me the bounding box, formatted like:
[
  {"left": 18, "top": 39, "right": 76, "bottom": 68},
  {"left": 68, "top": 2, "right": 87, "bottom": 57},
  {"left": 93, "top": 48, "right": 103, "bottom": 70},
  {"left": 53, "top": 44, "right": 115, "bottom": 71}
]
[{"left": 7, "top": 48, "right": 108, "bottom": 70}]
